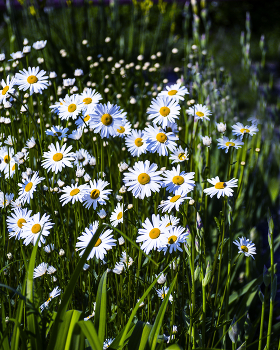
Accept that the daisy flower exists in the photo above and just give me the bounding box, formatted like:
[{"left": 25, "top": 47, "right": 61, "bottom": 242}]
[
  {"left": 216, "top": 136, "right": 244, "bottom": 153},
  {"left": 144, "top": 124, "right": 177, "bottom": 156},
  {"left": 84, "top": 303, "right": 96, "bottom": 321},
  {"left": 161, "top": 164, "right": 195, "bottom": 194},
  {"left": 20, "top": 212, "right": 54, "bottom": 247},
  {"left": 80, "top": 88, "right": 102, "bottom": 110},
  {"left": 169, "top": 146, "right": 189, "bottom": 164},
  {"left": 156, "top": 287, "right": 173, "bottom": 302},
  {"left": 160, "top": 226, "right": 189, "bottom": 254},
  {"left": 110, "top": 203, "right": 124, "bottom": 227},
  {"left": 158, "top": 83, "right": 189, "bottom": 102},
  {"left": 233, "top": 237, "right": 256, "bottom": 259},
  {"left": 58, "top": 94, "right": 83, "bottom": 121},
  {"left": 10, "top": 51, "right": 24, "bottom": 60},
  {"left": 68, "top": 128, "right": 83, "bottom": 140},
  {"left": 119, "top": 251, "right": 134, "bottom": 268},
  {"left": 40, "top": 287, "right": 61, "bottom": 311},
  {"left": 203, "top": 176, "right": 238, "bottom": 199},
  {"left": 26, "top": 137, "right": 36, "bottom": 149},
  {"left": 136, "top": 214, "right": 170, "bottom": 254},
  {"left": 76, "top": 221, "right": 116, "bottom": 261},
  {"left": 113, "top": 262, "right": 124, "bottom": 274},
  {"left": 0, "top": 76, "right": 15, "bottom": 104},
  {"left": 0, "top": 146, "right": 15, "bottom": 173},
  {"left": 0, "top": 192, "right": 14, "bottom": 208},
  {"left": 82, "top": 179, "right": 112, "bottom": 209},
  {"left": 158, "top": 189, "right": 192, "bottom": 213},
  {"left": 45, "top": 125, "right": 69, "bottom": 140},
  {"left": 32, "top": 40, "right": 47, "bottom": 50},
  {"left": 75, "top": 112, "right": 92, "bottom": 129},
  {"left": 115, "top": 121, "right": 132, "bottom": 138},
  {"left": 216, "top": 122, "right": 227, "bottom": 133},
  {"left": 103, "top": 338, "right": 114, "bottom": 349},
  {"left": 163, "top": 120, "right": 179, "bottom": 135},
  {"left": 3, "top": 158, "right": 17, "bottom": 179},
  {"left": 42, "top": 142, "right": 75, "bottom": 174},
  {"left": 125, "top": 129, "right": 147, "bottom": 157},
  {"left": 14, "top": 66, "right": 48, "bottom": 95},
  {"left": 89, "top": 102, "right": 126, "bottom": 138},
  {"left": 18, "top": 171, "right": 45, "bottom": 205},
  {"left": 59, "top": 183, "right": 88, "bottom": 206},
  {"left": 186, "top": 104, "right": 211, "bottom": 121},
  {"left": 232, "top": 122, "right": 259, "bottom": 139},
  {"left": 247, "top": 117, "right": 260, "bottom": 125},
  {"left": 147, "top": 96, "right": 181, "bottom": 128},
  {"left": 161, "top": 214, "right": 180, "bottom": 228},
  {"left": 33, "top": 262, "right": 48, "bottom": 278},
  {"left": 6, "top": 207, "right": 32, "bottom": 240},
  {"left": 122, "top": 160, "right": 162, "bottom": 199}
]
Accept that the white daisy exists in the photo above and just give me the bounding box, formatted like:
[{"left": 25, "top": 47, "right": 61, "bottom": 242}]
[
  {"left": 103, "top": 338, "right": 114, "bottom": 349},
  {"left": 73, "top": 149, "right": 91, "bottom": 167},
  {"left": 42, "top": 142, "right": 75, "bottom": 174},
  {"left": 0, "top": 76, "right": 15, "bottom": 104},
  {"left": 161, "top": 164, "right": 195, "bottom": 194},
  {"left": 75, "top": 112, "right": 92, "bottom": 129},
  {"left": 84, "top": 303, "right": 96, "bottom": 321},
  {"left": 125, "top": 129, "right": 147, "bottom": 157},
  {"left": 216, "top": 122, "right": 227, "bottom": 133},
  {"left": 58, "top": 94, "right": 84, "bottom": 121},
  {"left": 115, "top": 121, "right": 132, "bottom": 138},
  {"left": 161, "top": 214, "right": 180, "bottom": 227},
  {"left": 33, "top": 262, "right": 48, "bottom": 278},
  {"left": 216, "top": 136, "right": 244, "bottom": 153},
  {"left": 144, "top": 124, "right": 177, "bottom": 156},
  {"left": 147, "top": 96, "right": 181, "bottom": 128},
  {"left": 3, "top": 158, "right": 17, "bottom": 179},
  {"left": 68, "top": 128, "right": 83, "bottom": 140},
  {"left": 160, "top": 226, "right": 189, "bottom": 254},
  {"left": 119, "top": 251, "right": 134, "bottom": 268},
  {"left": 82, "top": 179, "right": 112, "bottom": 209},
  {"left": 32, "top": 40, "right": 47, "bottom": 50},
  {"left": 156, "top": 287, "right": 173, "bottom": 302},
  {"left": 20, "top": 212, "right": 54, "bottom": 247},
  {"left": 113, "top": 262, "right": 124, "bottom": 274},
  {"left": 14, "top": 66, "right": 48, "bottom": 95},
  {"left": 45, "top": 125, "right": 69, "bottom": 140},
  {"left": 6, "top": 207, "right": 32, "bottom": 240},
  {"left": 0, "top": 146, "right": 15, "bottom": 173},
  {"left": 76, "top": 221, "right": 116, "bottom": 261},
  {"left": 186, "top": 104, "right": 211, "bottom": 121},
  {"left": 169, "top": 146, "right": 189, "bottom": 164},
  {"left": 26, "top": 137, "right": 36, "bottom": 149},
  {"left": 136, "top": 214, "right": 170, "bottom": 254},
  {"left": 203, "top": 176, "right": 238, "bottom": 199},
  {"left": 0, "top": 192, "right": 14, "bottom": 208},
  {"left": 122, "top": 160, "right": 162, "bottom": 199},
  {"left": 232, "top": 122, "right": 259, "bottom": 139},
  {"left": 59, "top": 183, "right": 88, "bottom": 206},
  {"left": 233, "top": 237, "right": 256, "bottom": 259},
  {"left": 18, "top": 171, "right": 45, "bottom": 205},
  {"left": 158, "top": 83, "right": 189, "bottom": 102},
  {"left": 110, "top": 203, "right": 124, "bottom": 227},
  {"left": 158, "top": 189, "right": 191, "bottom": 213},
  {"left": 163, "top": 120, "right": 179, "bottom": 135},
  {"left": 80, "top": 88, "right": 102, "bottom": 110},
  {"left": 40, "top": 287, "right": 61, "bottom": 311},
  {"left": 10, "top": 51, "right": 24, "bottom": 60}
]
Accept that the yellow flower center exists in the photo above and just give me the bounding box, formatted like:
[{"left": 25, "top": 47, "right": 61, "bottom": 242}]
[
  {"left": 138, "top": 173, "right": 150, "bottom": 185},
  {"left": 159, "top": 106, "right": 170, "bottom": 117},
  {"left": 17, "top": 218, "right": 26, "bottom": 229},
  {"left": 94, "top": 238, "right": 102, "bottom": 247},
  {"left": 90, "top": 189, "right": 100, "bottom": 199},
  {"left": 225, "top": 142, "right": 235, "bottom": 147},
  {"left": 83, "top": 97, "right": 92, "bottom": 104},
  {"left": 241, "top": 245, "right": 248, "bottom": 252},
  {"left": 166, "top": 222, "right": 172, "bottom": 227},
  {"left": 2, "top": 86, "right": 9, "bottom": 95},
  {"left": 53, "top": 153, "right": 63, "bottom": 162},
  {"left": 68, "top": 104, "right": 77, "bottom": 113},
  {"left": 117, "top": 126, "right": 125, "bottom": 133},
  {"left": 70, "top": 188, "right": 80, "bottom": 196},
  {"left": 27, "top": 75, "right": 38, "bottom": 84},
  {"left": 4, "top": 155, "right": 10, "bottom": 164},
  {"left": 178, "top": 152, "right": 186, "bottom": 160},
  {"left": 84, "top": 115, "right": 90, "bottom": 122},
  {"left": 134, "top": 138, "right": 143, "bottom": 147},
  {"left": 170, "top": 195, "right": 181, "bottom": 202},
  {"left": 156, "top": 132, "right": 167, "bottom": 143},
  {"left": 101, "top": 113, "right": 113, "bottom": 126},
  {"left": 168, "top": 90, "right": 177, "bottom": 96},
  {"left": 172, "top": 175, "right": 184, "bottom": 185},
  {"left": 25, "top": 182, "right": 33, "bottom": 192},
  {"left": 31, "top": 224, "right": 41, "bottom": 234},
  {"left": 168, "top": 235, "right": 177, "bottom": 244},
  {"left": 54, "top": 132, "right": 62, "bottom": 137},
  {"left": 117, "top": 212, "right": 123, "bottom": 220},
  {"left": 240, "top": 128, "right": 250, "bottom": 133},
  {"left": 12, "top": 164, "right": 16, "bottom": 171},
  {"left": 196, "top": 111, "right": 204, "bottom": 117},
  {"left": 214, "top": 182, "right": 226, "bottom": 189},
  {"left": 161, "top": 293, "right": 166, "bottom": 299},
  {"left": 149, "top": 228, "right": 160, "bottom": 239}
]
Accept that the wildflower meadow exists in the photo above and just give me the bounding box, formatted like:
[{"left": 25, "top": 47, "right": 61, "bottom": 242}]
[{"left": 0, "top": 1, "right": 279, "bottom": 349}]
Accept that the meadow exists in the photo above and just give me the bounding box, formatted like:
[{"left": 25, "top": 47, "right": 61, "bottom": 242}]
[{"left": 0, "top": 1, "right": 279, "bottom": 349}]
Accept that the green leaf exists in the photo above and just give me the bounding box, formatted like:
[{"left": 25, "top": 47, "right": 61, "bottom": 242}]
[
  {"left": 127, "top": 321, "right": 152, "bottom": 350},
  {"left": 267, "top": 177, "right": 280, "bottom": 203},
  {"left": 94, "top": 271, "right": 107, "bottom": 345},
  {"left": 54, "top": 310, "right": 82, "bottom": 350},
  {"left": 77, "top": 320, "right": 103, "bottom": 350},
  {"left": 165, "top": 345, "right": 183, "bottom": 350}
]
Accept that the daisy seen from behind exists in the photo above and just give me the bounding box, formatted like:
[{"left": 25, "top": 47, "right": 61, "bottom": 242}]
[
  {"left": 82, "top": 179, "right": 112, "bottom": 209},
  {"left": 59, "top": 183, "right": 88, "bottom": 206},
  {"left": 144, "top": 124, "right": 177, "bottom": 157},
  {"left": 216, "top": 136, "right": 244, "bottom": 153},
  {"left": 14, "top": 66, "right": 48, "bottom": 95},
  {"left": 186, "top": 104, "right": 211, "bottom": 121},
  {"left": 147, "top": 96, "right": 180, "bottom": 128},
  {"left": 6, "top": 207, "right": 32, "bottom": 240},
  {"left": 162, "top": 164, "right": 195, "bottom": 194},
  {"left": 232, "top": 122, "right": 259, "bottom": 139},
  {"left": 0, "top": 76, "right": 15, "bottom": 104},
  {"left": 18, "top": 171, "right": 45, "bottom": 204},
  {"left": 233, "top": 237, "right": 256, "bottom": 259},
  {"left": 158, "top": 189, "right": 192, "bottom": 213},
  {"left": 42, "top": 142, "right": 75, "bottom": 174},
  {"left": 110, "top": 202, "right": 124, "bottom": 227},
  {"left": 169, "top": 146, "right": 189, "bottom": 164},
  {"left": 40, "top": 287, "right": 61, "bottom": 311},
  {"left": 203, "top": 176, "right": 238, "bottom": 199},
  {"left": 125, "top": 129, "right": 147, "bottom": 157},
  {"left": 158, "top": 83, "right": 189, "bottom": 102}
]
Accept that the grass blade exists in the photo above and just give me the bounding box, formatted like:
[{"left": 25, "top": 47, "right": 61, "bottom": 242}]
[
  {"left": 77, "top": 320, "right": 103, "bottom": 350},
  {"left": 94, "top": 271, "right": 107, "bottom": 345},
  {"left": 127, "top": 321, "right": 152, "bottom": 350}
]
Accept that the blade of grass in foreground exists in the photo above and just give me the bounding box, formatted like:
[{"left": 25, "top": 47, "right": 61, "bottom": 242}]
[
  {"left": 77, "top": 320, "right": 103, "bottom": 350},
  {"left": 94, "top": 271, "right": 107, "bottom": 346},
  {"left": 127, "top": 321, "right": 152, "bottom": 350}
]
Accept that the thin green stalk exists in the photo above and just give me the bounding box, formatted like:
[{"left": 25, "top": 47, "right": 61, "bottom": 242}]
[{"left": 258, "top": 287, "right": 267, "bottom": 350}]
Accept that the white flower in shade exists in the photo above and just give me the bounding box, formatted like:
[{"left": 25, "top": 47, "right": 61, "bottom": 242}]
[
  {"left": 163, "top": 120, "right": 179, "bottom": 135},
  {"left": 14, "top": 66, "right": 48, "bottom": 95},
  {"left": 186, "top": 104, "right": 211, "bottom": 121},
  {"left": 118, "top": 236, "right": 125, "bottom": 245},
  {"left": 44, "top": 244, "right": 55, "bottom": 253},
  {"left": 47, "top": 266, "right": 56, "bottom": 274},
  {"left": 45, "top": 126, "right": 69, "bottom": 140},
  {"left": 10, "top": 198, "right": 22, "bottom": 210},
  {"left": 49, "top": 72, "right": 57, "bottom": 79},
  {"left": 80, "top": 88, "right": 102, "bottom": 110},
  {"left": 232, "top": 122, "right": 259, "bottom": 139},
  {"left": 74, "top": 69, "right": 84, "bottom": 76},
  {"left": 125, "top": 129, "right": 147, "bottom": 157},
  {"left": 216, "top": 136, "right": 244, "bottom": 153},
  {"left": 160, "top": 226, "right": 189, "bottom": 254},
  {"left": 115, "top": 121, "right": 132, "bottom": 138},
  {"left": 156, "top": 287, "right": 173, "bottom": 302},
  {"left": 156, "top": 273, "right": 167, "bottom": 284},
  {"left": 233, "top": 237, "right": 256, "bottom": 259},
  {"left": 73, "top": 149, "right": 91, "bottom": 167},
  {"left": 147, "top": 96, "right": 181, "bottom": 128},
  {"left": 6, "top": 208, "right": 32, "bottom": 240},
  {"left": 10, "top": 51, "right": 24, "bottom": 60},
  {"left": 20, "top": 212, "right": 54, "bottom": 247},
  {"left": 32, "top": 40, "right": 47, "bottom": 50},
  {"left": 110, "top": 203, "right": 124, "bottom": 227},
  {"left": 0, "top": 76, "right": 15, "bottom": 104},
  {"left": 0, "top": 192, "right": 14, "bottom": 208},
  {"left": 203, "top": 176, "right": 238, "bottom": 199},
  {"left": 42, "top": 142, "right": 75, "bottom": 174},
  {"left": 216, "top": 122, "right": 226, "bottom": 133},
  {"left": 83, "top": 263, "right": 90, "bottom": 271},
  {"left": 26, "top": 137, "right": 36, "bottom": 149},
  {"left": 159, "top": 83, "right": 189, "bottom": 102},
  {"left": 0, "top": 53, "right": 5, "bottom": 61},
  {"left": 97, "top": 209, "right": 107, "bottom": 219},
  {"left": 169, "top": 146, "right": 189, "bottom": 164},
  {"left": 162, "top": 165, "right": 195, "bottom": 194},
  {"left": 76, "top": 221, "right": 116, "bottom": 261},
  {"left": 136, "top": 214, "right": 170, "bottom": 254},
  {"left": 82, "top": 179, "right": 112, "bottom": 209},
  {"left": 113, "top": 262, "right": 124, "bottom": 274},
  {"left": 120, "top": 251, "right": 134, "bottom": 268},
  {"left": 40, "top": 287, "right": 61, "bottom": 311},
  {"left": 89, "top": 102, "right": 126, "bottom": 138},
  {"left": 144, "top": 124, "right": 177, "bottom": 156},
  {"left": 58, "top": 94, "right": 83, "bottom": 121},
  {"left": 247, "top": 117, "right": 260, "bottom": 125},
  {"left": 63, "top": 78, "right": 75, "bottom": 87},
  {"left": 201, "top": 135, "right": 212, "bottom": 147},
  {"left": 18, "top": 171, "right": 45, "bottom": 205},
  {"left": 84, "top": 303, "right": 96, "bottom": 321},
  {"left": 0, "top": 146, "right": 15, "bottom": 173},
  {"left": 158, "top": 189, "right": 192, "bottom": 213},
  {"left": 33, "top": 262, "right": 48, "bottom": 278},
  {"left": 103, "top": 338, "right": 114, "bottom": 349},
  {"left": 59, "top": 183, "right": 88, "bottom": 206},
  {"left": 123, "top": 160, "right": 162, "bottom": 199},
  {"left": 68, "top": 128, "right": 83, "bottom": 140},
  {"left": 76, "top": 167, "right": 85, "bottom": 178}
]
